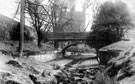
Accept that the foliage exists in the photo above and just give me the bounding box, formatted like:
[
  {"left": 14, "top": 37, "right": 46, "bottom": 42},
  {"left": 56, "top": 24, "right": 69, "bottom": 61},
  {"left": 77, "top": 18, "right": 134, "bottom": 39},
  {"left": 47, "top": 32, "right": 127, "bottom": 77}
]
[
  {"left": 87, "top": 1, "right": 133, "bottom": 50},
  {"left": 0, "top": 14, "right": 35, "bottom": 41},
  {"left": 10, "top": 23, "right": 35, "bottom": 41}
]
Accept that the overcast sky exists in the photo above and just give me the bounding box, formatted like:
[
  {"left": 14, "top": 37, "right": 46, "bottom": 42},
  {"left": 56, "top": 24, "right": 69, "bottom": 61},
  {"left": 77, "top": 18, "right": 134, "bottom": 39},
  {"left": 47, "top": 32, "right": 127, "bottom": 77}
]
[
  {"left": 0, "top": 0, "right": 135, "bottom": 18},
  {"left": 0, "top": 0, "right": 135, "bottom": 31},
  {"left": 0, "top": 0, "right": 18, "bottom": 18}
]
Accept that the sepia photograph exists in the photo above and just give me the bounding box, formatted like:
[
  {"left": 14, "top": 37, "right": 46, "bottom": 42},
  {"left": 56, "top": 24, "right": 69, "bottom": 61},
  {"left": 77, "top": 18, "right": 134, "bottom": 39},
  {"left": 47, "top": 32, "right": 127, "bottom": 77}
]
[{"left": 0, "top": 0, "right": 135, "bottom": 84}]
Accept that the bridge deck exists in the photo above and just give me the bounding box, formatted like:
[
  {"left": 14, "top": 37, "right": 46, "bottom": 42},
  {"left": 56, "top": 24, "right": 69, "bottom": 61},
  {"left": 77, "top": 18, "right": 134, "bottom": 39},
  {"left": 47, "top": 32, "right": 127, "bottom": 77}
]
[{"left": 46, "top": 32, "right": 91, "bottom": 41}]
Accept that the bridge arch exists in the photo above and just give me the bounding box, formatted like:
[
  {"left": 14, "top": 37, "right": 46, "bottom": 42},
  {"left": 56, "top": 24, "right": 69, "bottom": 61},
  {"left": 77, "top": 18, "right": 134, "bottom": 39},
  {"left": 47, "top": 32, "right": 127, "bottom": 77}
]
[
  {"left": 60, "top": 42, "right": 100, "bottom": 64},
  {"left": 61, "top": 42, "right": 90, "bottom": 57}
]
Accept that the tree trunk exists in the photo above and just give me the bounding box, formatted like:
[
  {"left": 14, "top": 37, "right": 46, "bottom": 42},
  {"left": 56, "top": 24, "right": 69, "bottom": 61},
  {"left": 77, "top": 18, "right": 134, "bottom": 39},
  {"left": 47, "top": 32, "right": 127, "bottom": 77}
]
[
  {"left": 54, "top": 40, "right": 59, "bottom": 49},
  {"left": 37, "top": 37, "right": 42, "bottom": 48},
  {"left": 19, "top": 0, "right": 25, "bottom": 57},
  {"left": 37, "top": 31, "right": 42, "bottom": 48}
]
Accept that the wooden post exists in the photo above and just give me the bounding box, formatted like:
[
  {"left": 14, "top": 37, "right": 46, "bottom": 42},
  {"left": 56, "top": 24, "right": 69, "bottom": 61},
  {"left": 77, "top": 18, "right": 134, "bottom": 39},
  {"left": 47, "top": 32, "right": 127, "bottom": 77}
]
[{"left": 19, "top": 0, "right": 25, "bottom": 57}]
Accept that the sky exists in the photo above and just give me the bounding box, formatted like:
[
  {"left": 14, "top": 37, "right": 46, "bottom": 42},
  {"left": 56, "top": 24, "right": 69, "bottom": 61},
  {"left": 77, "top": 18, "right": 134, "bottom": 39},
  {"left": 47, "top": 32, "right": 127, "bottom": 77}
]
[
  {"left": 0, "top": 0, "right": 134, "bottom": 18},
  {"left": 0, "top": 0, "right": 18, "bottom": 18},
  {"left": 0, "top": 0, "right": 135, "bottom": 31}
]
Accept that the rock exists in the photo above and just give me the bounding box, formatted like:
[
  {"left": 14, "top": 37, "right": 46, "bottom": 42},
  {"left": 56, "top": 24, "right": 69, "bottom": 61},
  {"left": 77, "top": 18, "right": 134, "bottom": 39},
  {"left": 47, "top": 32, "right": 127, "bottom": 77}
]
[
  {"left": 29, "top": 73, "right": 57, "bottom": 84},
  {"left": 27, "top": 66, "right": 40, "bottom": 75},
  {"left": 6, "top": 60, "right": 22, "bottom": 68},
  {"left": 41, "top": 70, "right": 51, "bottom": 77},
  {"left": 52, "top": 64, "right": 60, "bottom": 70},
  {"left": 68, "top": 68, "right": 76, "bottom": 72},
  {"left": 29, "top": 74, "right": 40, "bottom": 84},
  {"left": 65, "top": 64, "right": 72, "bottom": 68},
  {"left": 5, "top": 80, "right": 21, "bottom": 84}
]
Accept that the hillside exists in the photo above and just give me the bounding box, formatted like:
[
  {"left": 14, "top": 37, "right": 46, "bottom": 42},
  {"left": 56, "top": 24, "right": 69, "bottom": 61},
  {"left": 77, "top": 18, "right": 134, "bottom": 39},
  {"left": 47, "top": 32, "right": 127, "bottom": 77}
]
[
  {"left": 99, "top": 40, "right": 135, "bottom": 84},
  {"left": 0, "top": 14, "right": 36, "bottom": 41}
]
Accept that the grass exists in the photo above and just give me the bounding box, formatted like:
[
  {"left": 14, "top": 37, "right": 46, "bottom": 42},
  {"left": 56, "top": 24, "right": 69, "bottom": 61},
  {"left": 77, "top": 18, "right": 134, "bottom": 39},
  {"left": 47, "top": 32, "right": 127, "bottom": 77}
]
[{"left": 94, "top": 71, "right": 118, "bottom": 84}]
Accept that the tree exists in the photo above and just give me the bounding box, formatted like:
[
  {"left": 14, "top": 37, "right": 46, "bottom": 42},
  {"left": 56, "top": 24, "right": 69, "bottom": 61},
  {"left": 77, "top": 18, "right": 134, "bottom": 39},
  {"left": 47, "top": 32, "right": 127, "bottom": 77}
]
[
  {"left": 15, "top": 0, "right": 75, "bottom": 48},
  {"left": 87, "top": 1, "right": 133, "bottom": 57},
  {"left": 15, "top": 0, "right": 48, "bottom": 47},
  {"left": 48, "top": 0, "right": 71, "bottom": 48},
  {"left": 25, "top": 0, "right": 48, "bottom": 47},
  {"left": 48, "top": 0, "right": 76, "bottom": 49},
  {"left": 82, "top": 0, "right": 100, "bottom": 31},
  {"left": 19, "top": 0, "right": 25, "bottom": 57},
  {"left": 25, "top": 0, "right": 73, "bottom": 48}
]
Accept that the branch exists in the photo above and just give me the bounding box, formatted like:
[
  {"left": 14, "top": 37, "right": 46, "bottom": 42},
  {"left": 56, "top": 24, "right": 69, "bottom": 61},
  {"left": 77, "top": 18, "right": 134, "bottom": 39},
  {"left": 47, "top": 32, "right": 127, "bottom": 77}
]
[
  {"left": 84, "top": 20, "right": 92, "bottom": 31},
  {"left": 83, "top": 0, "right": 93, "bottom": 10},
  {"left": 61, "top": 19, "right": 72, "bottom": 28}
]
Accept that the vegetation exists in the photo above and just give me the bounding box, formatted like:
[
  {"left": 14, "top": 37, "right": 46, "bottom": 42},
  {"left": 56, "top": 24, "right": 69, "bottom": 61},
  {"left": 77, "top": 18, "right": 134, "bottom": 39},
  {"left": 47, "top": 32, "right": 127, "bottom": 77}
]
[
  {"left": 0, "top": 14, "right": 35, "bottom": 41},
  {"left": 1, "top": 0, "right": 135, "bottom": 84},
  {"left": 10, "top": 23, "right": 35, "bottom": 41},
  {"left": 24, "top": 0, "right": 47, "bottom": 47},
  {"left": 19, "top": 0, "right": 74, "bottom": 48},
  {"left": 87, "top": 1, "right": 133, "bottom": 51}
]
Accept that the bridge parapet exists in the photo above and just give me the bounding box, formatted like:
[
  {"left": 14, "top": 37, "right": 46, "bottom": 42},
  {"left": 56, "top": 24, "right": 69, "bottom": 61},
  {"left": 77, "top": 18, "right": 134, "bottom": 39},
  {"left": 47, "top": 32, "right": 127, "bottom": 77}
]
[{"left": 46, "top": 32, "right": 90, "bottom": 41}]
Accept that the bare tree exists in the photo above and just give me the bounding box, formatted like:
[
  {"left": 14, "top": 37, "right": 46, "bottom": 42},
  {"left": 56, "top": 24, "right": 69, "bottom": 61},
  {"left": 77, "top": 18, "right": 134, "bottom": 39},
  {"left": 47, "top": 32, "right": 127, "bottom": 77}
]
[
  {"left": 15, "top": 0, "right": 47, "bottom": 47},
  {"left": 83, "top": 0, "right": 100, "bottom": 31},
  {"left": 15, "top": 0, "right": 74, "bottom": 48},
  {"left": 48, "top": 0, "right": 74, "bottom": 48},
  {"left": 24, "top": 0, "right": 47, "bottom": 47}
]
